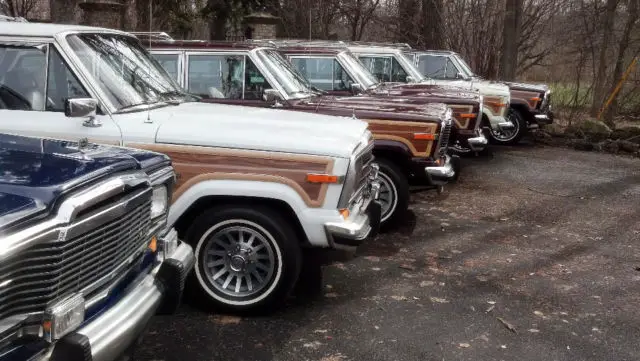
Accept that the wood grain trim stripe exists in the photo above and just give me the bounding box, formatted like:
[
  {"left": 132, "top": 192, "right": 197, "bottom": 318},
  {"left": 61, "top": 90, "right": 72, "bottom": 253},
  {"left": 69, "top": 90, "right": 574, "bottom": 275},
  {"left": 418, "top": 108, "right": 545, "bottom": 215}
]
[
  {"left": 127, "top": 143, "right": 334, "bottom": 208},
  {"left": 363, "top": 119, "right": 438, "bottom": 157}
]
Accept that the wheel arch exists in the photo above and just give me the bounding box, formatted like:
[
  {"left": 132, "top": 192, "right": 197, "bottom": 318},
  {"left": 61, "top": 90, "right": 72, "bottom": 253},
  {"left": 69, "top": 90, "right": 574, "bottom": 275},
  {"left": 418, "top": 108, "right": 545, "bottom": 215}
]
[{"left": 372, "top": 139, "right": 413, "bottom": 177}]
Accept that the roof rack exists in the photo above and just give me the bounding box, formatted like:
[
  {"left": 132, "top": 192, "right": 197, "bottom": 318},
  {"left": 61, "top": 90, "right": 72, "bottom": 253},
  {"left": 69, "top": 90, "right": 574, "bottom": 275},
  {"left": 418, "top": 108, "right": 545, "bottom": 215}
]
[
  {"left": 130, "top": 31, "right": 174, "bottom": 41},
  {"left": 245, "top": 39, "right": 412, "bottom": 50},
  {"left": 0, "top": 15, "right": 28, "bottom": 22}
]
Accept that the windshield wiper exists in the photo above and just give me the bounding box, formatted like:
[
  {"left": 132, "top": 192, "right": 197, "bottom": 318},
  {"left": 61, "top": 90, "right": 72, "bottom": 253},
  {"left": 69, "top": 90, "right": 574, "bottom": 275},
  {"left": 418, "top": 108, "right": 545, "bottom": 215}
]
[
  {"left": 157, "top": 90, "right": 192, "bottom": 104},
  {"left": 116, "top": 100, "right": 170, "bottom": 113}
]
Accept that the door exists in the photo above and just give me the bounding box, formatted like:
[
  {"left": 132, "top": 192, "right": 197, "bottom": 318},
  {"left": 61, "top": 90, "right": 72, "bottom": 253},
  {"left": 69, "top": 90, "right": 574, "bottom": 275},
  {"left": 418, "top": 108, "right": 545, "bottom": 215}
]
[
  {"left": 0, "top": 42, "right": 121, "bottom": 145},
  {"left": 185, "top": 52, "right": 274, "bottom": 107}
]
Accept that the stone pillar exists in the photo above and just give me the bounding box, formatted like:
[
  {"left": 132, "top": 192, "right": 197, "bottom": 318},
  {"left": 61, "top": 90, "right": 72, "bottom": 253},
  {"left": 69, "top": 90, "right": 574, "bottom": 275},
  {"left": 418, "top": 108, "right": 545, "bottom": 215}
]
[
  {"left": 79, "top": 0, "right": 124, "bottom": 29},
  {"left": 244, "top": 12, "right": 280, "bottom": 40}
]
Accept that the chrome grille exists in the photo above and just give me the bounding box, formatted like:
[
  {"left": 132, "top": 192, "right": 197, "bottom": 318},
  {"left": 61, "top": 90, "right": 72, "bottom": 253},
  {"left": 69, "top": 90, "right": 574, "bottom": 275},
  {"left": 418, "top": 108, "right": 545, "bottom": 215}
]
[
  {"left": 436, "top": 115, "right": 453, "bottom": 157},
  {"left": 349, "top": 141, "right": 375, "bottom": 205},
  {"left": 0, "top": 199, "right": 151, "bottom": 321}
]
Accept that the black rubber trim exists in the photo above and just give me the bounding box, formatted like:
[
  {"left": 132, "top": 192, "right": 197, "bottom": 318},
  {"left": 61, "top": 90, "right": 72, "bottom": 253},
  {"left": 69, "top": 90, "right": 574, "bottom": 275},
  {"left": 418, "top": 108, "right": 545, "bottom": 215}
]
[
  {"left": 332, "top": 201, "right": 381, "bottom": 247},
  {"left": 156, "top": 258, "right": 186, "bottom": 315},
  {"left": 50, "top": 332, "right": 92, "bottom": 361}
]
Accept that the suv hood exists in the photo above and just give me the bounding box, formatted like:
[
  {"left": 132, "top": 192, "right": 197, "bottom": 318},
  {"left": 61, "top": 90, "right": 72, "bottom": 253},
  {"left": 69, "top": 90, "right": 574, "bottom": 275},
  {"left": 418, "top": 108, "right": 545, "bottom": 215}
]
[
  {"left": 152, "top": 102, "right": 369, "bottom": 158},
  {"left": 0, "top": 133, "right": 165, "bottom": 232},
  {"left": 503, "top": 81, "right": 549, "bottom": 93},
  {"left": 293, "top": 95, "right": 448, "bottom": 123},
  {"left": 469, "top": 79, "right": 510, "bottom": 97},
  {"left": 371, "top": 83, "right": 481, "bottom": 104}
]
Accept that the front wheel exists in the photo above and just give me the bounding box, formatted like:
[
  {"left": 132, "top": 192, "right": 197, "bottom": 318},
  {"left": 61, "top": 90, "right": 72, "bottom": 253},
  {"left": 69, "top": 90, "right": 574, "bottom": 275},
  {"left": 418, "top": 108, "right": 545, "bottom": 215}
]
[
  {"left": 186, "top": 205, "right": 302, "bottom": 314},
  {"left": 488, "top": 108, "right": 527, "bottom": 145},
  {"left": 376, "top": 159, "right": 409, "bottom": 230}
]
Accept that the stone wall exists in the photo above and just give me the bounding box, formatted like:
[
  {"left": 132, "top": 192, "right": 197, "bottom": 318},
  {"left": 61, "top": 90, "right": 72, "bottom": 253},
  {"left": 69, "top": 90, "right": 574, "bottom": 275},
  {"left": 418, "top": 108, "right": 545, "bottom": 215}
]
[{"left": 251, "top": 23, "right": 277, "bottom": 39}]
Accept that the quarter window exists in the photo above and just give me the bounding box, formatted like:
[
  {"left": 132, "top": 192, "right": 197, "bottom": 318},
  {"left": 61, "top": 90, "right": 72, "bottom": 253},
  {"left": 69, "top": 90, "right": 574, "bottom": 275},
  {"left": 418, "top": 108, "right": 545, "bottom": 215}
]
[
  {"left": 153, "top": 53, "right": 180, "bottom": 83},
  {"left": 187, "top": 54, "right": 272, "bottom": 100},
  {"left": 417, "top": 55, "right": 459, "bottom": 80},
  {"left": 290, "top": 57, "right": 354, "bottom": 91}
]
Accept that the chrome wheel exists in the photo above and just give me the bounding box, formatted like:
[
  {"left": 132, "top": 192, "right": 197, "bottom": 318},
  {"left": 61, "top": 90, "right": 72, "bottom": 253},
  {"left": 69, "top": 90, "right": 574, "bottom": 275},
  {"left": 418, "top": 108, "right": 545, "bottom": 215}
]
[
  {"left": 490, "top": 109, "right": 520, "bottom": 142},
  {"left": 378, "top": 171, "right": 398, "bottom": 223},
  {"left": 201, "top": 220, "right": 276, "bottom": 299}
]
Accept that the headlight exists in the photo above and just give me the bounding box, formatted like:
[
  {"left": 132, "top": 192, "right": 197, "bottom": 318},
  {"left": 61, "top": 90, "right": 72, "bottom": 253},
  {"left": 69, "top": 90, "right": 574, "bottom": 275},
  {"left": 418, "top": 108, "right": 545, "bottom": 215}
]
[{"left": 151, "top": 186, "right": 168, "bottom": 219}]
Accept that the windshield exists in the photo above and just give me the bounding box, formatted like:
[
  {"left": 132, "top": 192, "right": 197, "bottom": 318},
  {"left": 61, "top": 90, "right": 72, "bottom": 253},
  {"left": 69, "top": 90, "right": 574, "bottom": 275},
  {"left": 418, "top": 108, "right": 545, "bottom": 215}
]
[
  {"left": 66, "top": 33, "right": 190, "bottom": 111},
  {"left": 338, "top": 51, "right": 379, "bottom": 89},
  {"left": 255, "top": 49, "right": 315, "bottom": 98},
  {"left": 394, "top": 51, "right": 425, "bottom": 82},
  {"left": 452, "top": 54, "right": 475, "bottom": 77}
]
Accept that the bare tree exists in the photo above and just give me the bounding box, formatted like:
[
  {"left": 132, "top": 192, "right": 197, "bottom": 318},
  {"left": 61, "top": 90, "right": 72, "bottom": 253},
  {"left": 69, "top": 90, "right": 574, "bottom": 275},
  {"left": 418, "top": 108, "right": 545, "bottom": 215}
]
[
  {"left": 420, "top": 0, "right": 443, "bottom": 48},
  {"left": 341, "top": 0, "right": 381, "bottom": 40},
  {"left": 591, "top": 0, "right": 621, "bottom": 116},
  {"left": 499, "top": 0, "right": 521, "bottom": 80},
  {"left": 2, "top": 0, "right": 39, "bottom": 18}
]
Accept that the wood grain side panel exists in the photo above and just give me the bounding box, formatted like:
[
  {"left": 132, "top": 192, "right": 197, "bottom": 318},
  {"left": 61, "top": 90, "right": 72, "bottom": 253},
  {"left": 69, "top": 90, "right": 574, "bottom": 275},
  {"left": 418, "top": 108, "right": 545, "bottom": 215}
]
[
  {"left": 127, "top": 143, "right": 333, "bottom": 207},
  {"left": 511, "top": 90, "right": 541, "bottom": 109},
  {"left": 447, "top": 105, "right": 474, "bottom": 129},
  {"left": 364, "top": 119, "right": 438, "bottom": 157}
]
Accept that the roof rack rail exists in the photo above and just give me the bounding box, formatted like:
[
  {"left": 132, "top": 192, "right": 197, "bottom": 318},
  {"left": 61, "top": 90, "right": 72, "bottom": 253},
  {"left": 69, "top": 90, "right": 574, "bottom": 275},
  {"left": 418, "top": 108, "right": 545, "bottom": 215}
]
[
  {"left": 245, "top": 39, "right": 412, "bottom": 50},
  {"left": 0, "top": 15, "right": 28, "bottom": 22},
  {"left": 130, "top": 31, "right": 174, "bottom": 41}
]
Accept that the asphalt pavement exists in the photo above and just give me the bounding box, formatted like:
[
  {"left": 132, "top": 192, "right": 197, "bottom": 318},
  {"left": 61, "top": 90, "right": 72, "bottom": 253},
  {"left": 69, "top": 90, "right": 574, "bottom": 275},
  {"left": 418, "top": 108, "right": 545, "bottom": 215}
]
[{"left": 134, "top": 142, "right": 640, "bottom": 361}]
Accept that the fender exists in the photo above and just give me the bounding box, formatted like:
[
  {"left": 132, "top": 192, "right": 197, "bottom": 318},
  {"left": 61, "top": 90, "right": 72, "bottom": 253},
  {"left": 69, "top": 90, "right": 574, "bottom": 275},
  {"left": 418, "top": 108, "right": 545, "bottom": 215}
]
[
  {"left": 509, "top": 98, "right": 533, "bottom": 112},
  {"left": 168, "top": 178, "right": 317, "bottom": 240}
]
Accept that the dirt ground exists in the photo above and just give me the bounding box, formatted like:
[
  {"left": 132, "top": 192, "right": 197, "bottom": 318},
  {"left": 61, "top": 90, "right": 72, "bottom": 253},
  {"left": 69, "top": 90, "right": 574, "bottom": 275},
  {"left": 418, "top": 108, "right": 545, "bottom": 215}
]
[{"left": 134, "top": 142, "right": 640, "bottom": 361}]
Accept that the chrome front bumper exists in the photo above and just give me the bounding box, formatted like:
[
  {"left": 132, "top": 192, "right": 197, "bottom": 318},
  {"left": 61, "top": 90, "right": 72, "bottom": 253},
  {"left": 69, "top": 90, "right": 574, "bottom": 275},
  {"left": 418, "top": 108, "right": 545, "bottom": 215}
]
[
  {"left": 325, "top": 181, "right": 382, "bottom": 251},
  {"left": 48, "top": 231, "right": 195, "bottom": 361},
  {"left": 425, "top": 155, "right": 458, "bottom": 185},
  {"left": 467, "top": 133, "right": 488, "bottom": 151}
]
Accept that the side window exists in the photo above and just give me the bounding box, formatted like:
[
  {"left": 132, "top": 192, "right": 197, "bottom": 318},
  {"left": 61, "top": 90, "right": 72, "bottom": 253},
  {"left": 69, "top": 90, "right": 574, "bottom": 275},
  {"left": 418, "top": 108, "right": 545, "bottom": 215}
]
[
  {"left": 417, "top": 55, "right": 458, "bottom": 80},
  {"left": 359, "top": 56, "right": 393, "bottom": 82},
  {"left": 0, "top": 45, "right": 47, "bottom": 111},
  {"left": 153, "top": 54, "right": 180, "bottom": 83},
  {"left": 187, "top": 54, "right": 243, "bottom": 99},
  {"left": 291, "top": 58, "right": 354, "bottom": 91},
  {"left": 291, "top": 57, "right": 333, "bottom": 91},
  {"left": 244, "top": 57, "right": 272, "bottom": 100},
  {"left": 46, "top": 48, "right": 90, "bottom": 112},
  {"left": 391, "top": 58, "right": 408, "bottom": 83}
]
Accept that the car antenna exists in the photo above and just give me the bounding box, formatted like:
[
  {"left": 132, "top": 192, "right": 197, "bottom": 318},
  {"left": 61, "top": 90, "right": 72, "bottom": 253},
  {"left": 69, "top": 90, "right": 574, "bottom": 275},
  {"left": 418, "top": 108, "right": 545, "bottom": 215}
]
[{"left": 144, "top": 0, "right": 153, "bottom": 124}]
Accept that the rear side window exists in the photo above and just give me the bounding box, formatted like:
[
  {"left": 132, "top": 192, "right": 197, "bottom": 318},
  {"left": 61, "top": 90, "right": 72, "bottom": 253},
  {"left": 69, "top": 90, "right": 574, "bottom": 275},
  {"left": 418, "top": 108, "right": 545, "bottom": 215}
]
[
  {"left": 0, "top": 46, "right": 47, "bottom": 110},
  {"left": 290, "top": 57, "right": 353, "bottom": 91}
]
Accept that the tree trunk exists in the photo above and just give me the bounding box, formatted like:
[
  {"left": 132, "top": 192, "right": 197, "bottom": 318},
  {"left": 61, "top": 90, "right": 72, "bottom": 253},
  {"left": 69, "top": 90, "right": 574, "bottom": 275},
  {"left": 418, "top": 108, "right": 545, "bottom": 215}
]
[
  {"left": 590, "top": 0, "right": 620, "bottom": 116},
  {"left": 420, "top": 0, "right": 443, "bottom": 48},
  {"left": 50, "top": 0, "right": 80, "bottom": 23},
  {"left": 602, "top": 0, "right": 639, "bottom": 126},
  {"left": 499, "top": 0, "right": 521, "bottom": 80},
  {"left": 397, "top": 0, "right": 418, "bottom": 44}
]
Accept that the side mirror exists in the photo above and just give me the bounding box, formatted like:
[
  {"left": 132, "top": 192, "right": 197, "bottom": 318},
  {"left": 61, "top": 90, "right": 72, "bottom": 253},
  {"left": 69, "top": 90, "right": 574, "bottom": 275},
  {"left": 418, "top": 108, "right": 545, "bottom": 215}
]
[
  {"left": 455, "top": 72, "right": 464, "bottom": 80},
  {"left": 406, "top": 76, "right": 416, "bottom": 83},
  {"left": 351, "top": 83, "right": 364, "bottom": 94},
  {"left": 263, "top": 89, "right": 282, "bottom": 102},
  {"left": 65, "top": 98, "right": 100, "bottom": 127}
]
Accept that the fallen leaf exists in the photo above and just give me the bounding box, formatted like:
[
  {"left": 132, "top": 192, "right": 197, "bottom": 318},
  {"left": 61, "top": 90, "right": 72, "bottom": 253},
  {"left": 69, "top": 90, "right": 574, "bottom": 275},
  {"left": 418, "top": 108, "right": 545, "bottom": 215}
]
[
  {"left": 497, "top": 317, "right": 517, "bottom": 333},
  {"left": 314, "top": 329, "right": 329, "bottom": 334},
  {"left": 478, "top": 334, "right": 489, "bottom": 342},
  {"left": 458, "top": 343, "right": 471, "bottom": 348},
  {"left": 534, "top": 310, "right": 544, "bottom": 317},
  {"left": 320, "top": 354, "right": 346, "bottom": 361},
  {"left": 412, "top": 296, "right": 420, "bottom": 300},
  {"left": 303, "top": 341, "right": 323, "bottom": 349},
  {"left": 500, "top": 345, "right": 507, "bottom": 349},
  {"left": 211, "top": 315, "right": 242, "bottom": 325},
  {"left": 487, "top": 301, "right": 496, "bottom": 305},
  {"left": 326, "top": 284, "right": 333, "bottom": 290},
  {"left": 486, "top": 305, "right": 495, "bottom": 313},
  {"left": 420, "top": 280, "right": 435, "bottom": 287},
  {"left": 371, "top": 267, "right": 382, "bottom": 271},
  {"left": 399, "top": 264, "right": 416, "bottom": 271},
  {"left": 365, "top": 256, "right": 381, "bottom": 262},
  {"left": 430, "top": 297, "right": 449, "bottom": 304},
  {"left": 324, "top": 292, "right": 339, "bottom": 298},
  {"left": 391, "top": 295, "right": 408, "bottom": 301},
  {"left": 528, "top": 329, "right": 540, "bottom": 333},
  {"left": 374, "top": 325, "right": 379, "bottom": 330}
]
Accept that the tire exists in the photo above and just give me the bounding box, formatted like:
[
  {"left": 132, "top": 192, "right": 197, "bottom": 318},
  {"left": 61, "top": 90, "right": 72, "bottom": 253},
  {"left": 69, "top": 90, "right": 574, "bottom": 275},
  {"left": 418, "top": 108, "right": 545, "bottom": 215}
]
[
  {"left": 185, "top": 205, "right": 302, "bottom": 314},
  {"left": 376, "top": 158, "right": 409, "bottom": 230},
  {"left": 488, "top": 108, "right": 527, "bottom": 145}
]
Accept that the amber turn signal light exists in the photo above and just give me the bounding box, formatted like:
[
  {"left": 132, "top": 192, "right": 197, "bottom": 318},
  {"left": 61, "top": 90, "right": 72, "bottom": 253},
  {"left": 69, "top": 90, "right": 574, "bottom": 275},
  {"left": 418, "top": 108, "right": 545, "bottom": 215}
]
[
  {"left": 339, "top": 208, "right": 350, "bottom": 219},
  {"left": 148, "top": 236, "right": 157, "bottom": 252},
  {"left": 414, "top": 133, "right": 436, "bottom": 140},
  {"left": 306, "top": 173, "right": 339, "bottom": 183}
]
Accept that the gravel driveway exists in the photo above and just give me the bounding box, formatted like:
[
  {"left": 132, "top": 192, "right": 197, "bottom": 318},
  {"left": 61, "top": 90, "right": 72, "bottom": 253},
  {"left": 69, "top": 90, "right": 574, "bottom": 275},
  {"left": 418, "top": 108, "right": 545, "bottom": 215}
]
[{"left": 134, "top": 143, "right": 640, "bottom": 361}]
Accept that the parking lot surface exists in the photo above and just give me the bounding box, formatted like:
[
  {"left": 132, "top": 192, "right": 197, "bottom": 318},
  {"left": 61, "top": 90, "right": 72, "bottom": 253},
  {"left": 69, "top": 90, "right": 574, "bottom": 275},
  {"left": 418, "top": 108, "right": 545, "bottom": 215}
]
[{"left": 134, "top": 143, "right": 640, "bottom": 361}]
